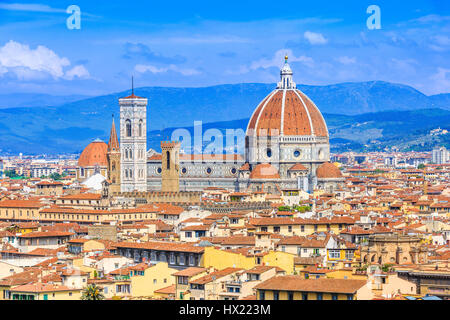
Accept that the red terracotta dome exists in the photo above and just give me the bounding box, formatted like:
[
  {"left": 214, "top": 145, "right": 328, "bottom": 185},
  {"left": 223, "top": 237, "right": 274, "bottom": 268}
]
[
  {"left": 316, "top": 162, "right": 343, "bottom": 179},
  {"left": 249, "top": 163, "right": 280, "bottom": 179},
  {"left": 247, "top": 89, "right": 328, "bottom": 137},
  {"left": 78, "top": 140, "right": 108, "bottom": 167}
]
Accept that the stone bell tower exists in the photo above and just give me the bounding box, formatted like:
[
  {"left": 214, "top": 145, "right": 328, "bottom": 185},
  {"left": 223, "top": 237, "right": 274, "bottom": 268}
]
[
  {"left": 107, "top": 115, "right": 121, "bottom": 194},
  {"left": 119, "top": 79, "right": 148, "bottom": 192},
  {"left": 161, "top": 141, "right": 180, "bottom": 192}
]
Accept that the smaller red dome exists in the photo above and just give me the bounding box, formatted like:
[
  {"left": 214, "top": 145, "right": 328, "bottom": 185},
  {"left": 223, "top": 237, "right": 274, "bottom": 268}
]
[
  {"left": 78, "top": 140, "right": 108, "bottom": 167},
  {"left": 250, "top": 163, "right": 280, "bottom": 179},
  {"left": 316, "top": 162, "right": 343, "bottom": 179}
]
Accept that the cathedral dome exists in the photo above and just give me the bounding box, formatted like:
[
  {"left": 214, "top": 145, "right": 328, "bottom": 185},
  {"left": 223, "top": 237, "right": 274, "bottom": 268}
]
[
  {"left": 316, "top": 162, "right": 343, "bottom": 179},
  {"left": 249, "top": 163, "right": 280, "bottom": 179},
  {"left": 78, "top": 139, "right": 108, "bottom": 167},
  {"left": 246, "top": 57, "right": 328, "bottom": 138}
]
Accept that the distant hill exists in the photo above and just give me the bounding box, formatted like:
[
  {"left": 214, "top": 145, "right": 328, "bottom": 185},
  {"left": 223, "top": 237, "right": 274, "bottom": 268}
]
[
  {"left": 0, "top": 81, "right": 449, "bottom": 154},
  {"left": 0, "top": 93, "right": 90, "bottom": 109}
]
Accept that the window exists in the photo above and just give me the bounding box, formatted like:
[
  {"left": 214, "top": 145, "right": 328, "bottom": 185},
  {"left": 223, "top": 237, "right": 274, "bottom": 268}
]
[
  {"left": 288, "top": 226, "right": 292, "bottom": 232},
  {"left": 178, "top": 276, "right": 188, "bottom": 285},
  {"left": 259, "top": 290, "right": 265, "bottom": 300},
  {"left": 301, "top": 225, "right": 305, "bottom": 232},
  {"left": 170, "top": 253, "right": 175, "bottom": 264},
  {"left": 274, "top": 226, "right": 280, "bottom": 233},
  {"left": 266, "top": 148, "right": 272, "bottom": 158},
  {"left": 302, "top": 293, "right": 308, "bottom": 300},
  {"left": 288, "top": 291, "right": 294, "bottom": 300},
  {"left": 345, "top": 251, "right": 354, "bottom": 260},
  {"left": 189, "top": 255, "right": 194, "bottom": 266},
  {"left": 317, "top": 293, "right": 323, "bottom": 300},
  {"left": 332, "top": 294, "right": 338, "bottom": 300},
  {"left": 273, "top": 291, "right": 279, "bottom": 300},
  {"left": 138, "top": 120, "right": 143, "bottom": 136},
  {"left": 329, "top": 250, "right": 340, "bottom": 259},
  {"left": 166, "top": 151, "right": 171, "bottom": 169},
  {"left": 186, "top": 232, "right": 192, "bottom": 238},
  {"left": 347, "top": 294, "right": 353, "bottom": 300},
  {"left": 126, "top": 119, "right": 132, "bottom": 137}
]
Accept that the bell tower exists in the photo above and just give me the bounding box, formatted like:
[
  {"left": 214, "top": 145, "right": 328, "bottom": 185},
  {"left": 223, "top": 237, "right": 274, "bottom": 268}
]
[
  {"left": 107, "top": 115, "right": 121, "bottom": 194},
  {"left": 161, "top": 141, "right": 180, "bottom": 192},
  {"left": 119, "top": 79, "right": 148, "bottom": 192}
]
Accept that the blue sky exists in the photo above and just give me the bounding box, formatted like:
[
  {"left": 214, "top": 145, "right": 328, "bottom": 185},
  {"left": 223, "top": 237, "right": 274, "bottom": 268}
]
[{"left": 0, "top": 0, "right": 449, "bottom": 96}]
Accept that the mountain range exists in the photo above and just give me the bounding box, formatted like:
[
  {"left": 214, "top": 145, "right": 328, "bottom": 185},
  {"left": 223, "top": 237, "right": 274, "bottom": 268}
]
[{"left": 0, "top": 81, "right": 449, "bottom": 155}]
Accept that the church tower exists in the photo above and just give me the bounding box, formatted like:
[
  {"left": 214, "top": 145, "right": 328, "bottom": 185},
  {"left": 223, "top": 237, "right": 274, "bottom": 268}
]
[
  {"left": 107, "top": 116, "right": 121, "bottom": 194},
  {"left": 119, "top": 82, "right": 148, "bottom": 192},
  {"left": 161, "top": 141, "right": 180, "bottom": 192}
]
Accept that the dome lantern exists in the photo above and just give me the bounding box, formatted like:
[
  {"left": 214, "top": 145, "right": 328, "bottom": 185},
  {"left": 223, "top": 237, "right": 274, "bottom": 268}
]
[{"left": 277, "top": 55, "right": 296, "bottom": 89}]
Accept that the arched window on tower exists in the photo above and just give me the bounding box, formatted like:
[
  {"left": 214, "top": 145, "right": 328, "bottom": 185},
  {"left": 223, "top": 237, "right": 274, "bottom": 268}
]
[
  {"left": 126, "top": 119, "right": 132, "bottom": 137},
  {"left": 139, "top": 119, "right": 143, "bottom": 137},
  {"left": 166, "top": 151, "right": 171, "bottom": 170},
  {"left": 129, "top": 150, "right": 133, "bottom": 159},
  {"left": 112, "top": 161, "right": 116, "bottom": 171}
]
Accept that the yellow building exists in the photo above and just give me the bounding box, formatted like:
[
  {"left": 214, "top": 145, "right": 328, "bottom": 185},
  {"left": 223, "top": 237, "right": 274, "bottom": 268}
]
[
  {"left": 0, "top": 200, "right": 43, "bottom": 222},
  {"left": 248, "top": 217, "right": 354, "bottom": 237},
  {"left": 201, "top": 247, "right": 295, "bottom": 274},
  {"left": 172, "top": 267, "right": 208, "bottom": 300},
  {"left": 255, "top": 276, "right": 370, "bottom": 300},
  {"left": 9, "top": 283, "right": 82, "bottom": 300},
  {"left": 130, "top": 262, "right": 178, "bottom": 298}
]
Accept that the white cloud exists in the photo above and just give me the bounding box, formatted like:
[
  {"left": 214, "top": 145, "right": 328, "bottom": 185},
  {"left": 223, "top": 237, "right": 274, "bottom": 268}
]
[
  {"left": 250, "top": 49, "right": 314, "bottom": 71},
  {"left": 227, "top": 49, "right": 314, "bottom": 76},
  {"left": 64, "top": 65, "right": 90, "bottom": 80},
  {"left": 413, "top": 14, "right": 450, "bottom": 24},
  {"left": 304, "top": 31, "right": 328, "bottom": 45},
  {"left": 335, "top": 56, "right": 356, "bottom": 65},
  {"left": 0, "top": 3, "right": 65, "bottom": 13},
  {"left": 429, "top": 68, "right": 450, "bottom": 94},
  {"left": 135, "top": 64, "right": 201, "bottom": 76},
  {"left": 0, "top": 40, "right": 90, "bottom": 81}
]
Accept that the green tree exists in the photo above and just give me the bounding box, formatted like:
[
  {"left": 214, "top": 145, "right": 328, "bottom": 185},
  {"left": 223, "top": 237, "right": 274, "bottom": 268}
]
[
  {"left": 417, "top": 164, "right": 425, "bottom": 169},
  {"left": 81, "top": 284, "right": 105, "bottom": 300},
  {"left": 49, "top": 172, "right": 63, "bottom": 180},
  {"left": 381, "top": 264, "right": 394, "bottom": 273},
  {"left": 4, "top": 170, "right": 21, "bottom": 178}
]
